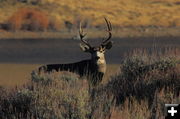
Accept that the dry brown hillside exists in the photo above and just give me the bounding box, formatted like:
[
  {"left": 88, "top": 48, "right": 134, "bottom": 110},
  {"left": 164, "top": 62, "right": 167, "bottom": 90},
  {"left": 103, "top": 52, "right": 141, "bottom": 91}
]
[{"left": 0, "top": 0, "right": 180, "bottom": 28}]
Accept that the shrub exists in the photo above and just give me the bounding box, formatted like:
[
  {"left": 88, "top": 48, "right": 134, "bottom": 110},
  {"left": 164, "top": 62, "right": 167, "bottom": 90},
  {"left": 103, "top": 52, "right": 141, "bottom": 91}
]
[
  {"left": 48, "top": 19, "right": 61, "bottom": 31},
  {"left": 108, "top": 51, "right": 179, "bottom": 103},
  {"left": 7, "top": 8, "right": 49, "bottom": 31},
  {"left": 1, "top": 73, "right": 87, "bottom": 119},
  {"left": 17, "top": 0, "right": 41, "bottom": 5},
  {"left": 0, "top": 70, "right": 116, "bottom": 119},
  {"left": 105, "top": 49, "right": 180, "bottom": 118}
]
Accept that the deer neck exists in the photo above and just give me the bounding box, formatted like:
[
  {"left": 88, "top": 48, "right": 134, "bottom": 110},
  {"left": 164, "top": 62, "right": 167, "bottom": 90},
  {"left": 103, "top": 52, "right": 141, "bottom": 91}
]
[
  {"left": 91, "top": 57, "right": 106, "bottom": 74},
  {"left": 97, "top": 60, "right": 106, "bottom": 73}
]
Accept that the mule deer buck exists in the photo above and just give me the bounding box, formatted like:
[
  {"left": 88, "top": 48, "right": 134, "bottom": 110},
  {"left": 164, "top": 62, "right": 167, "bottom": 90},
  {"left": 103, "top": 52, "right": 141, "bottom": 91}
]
[{"left": 38, "top": 18, "right": 113, "bottom": 86}]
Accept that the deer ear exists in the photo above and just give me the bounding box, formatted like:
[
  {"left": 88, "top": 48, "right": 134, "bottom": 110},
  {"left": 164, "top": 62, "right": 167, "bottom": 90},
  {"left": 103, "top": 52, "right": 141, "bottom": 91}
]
[
  {"left": 79, "top": 43, "right": 91, "bottom": 52},
  {"left": 102, "top": 41, "right": 113, "bottom": 50}
]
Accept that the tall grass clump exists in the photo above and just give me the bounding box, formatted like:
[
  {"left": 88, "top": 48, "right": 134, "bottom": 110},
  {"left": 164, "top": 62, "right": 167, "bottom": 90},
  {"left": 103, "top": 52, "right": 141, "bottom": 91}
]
[{"left": 105, "top": 48, "right": 180, "bottom": 118}]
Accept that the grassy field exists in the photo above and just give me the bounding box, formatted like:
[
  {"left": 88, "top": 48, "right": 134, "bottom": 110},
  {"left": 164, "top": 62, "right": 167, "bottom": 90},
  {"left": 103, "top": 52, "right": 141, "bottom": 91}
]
[
  {"left": 0, "top": 0, "right": 180, "bottom": 28},
  {"left": 0, "top": 64, "right": 119, "bottom": 87},
  {"left": 0, "top": 64, "right": 39, "bottom": 87}
]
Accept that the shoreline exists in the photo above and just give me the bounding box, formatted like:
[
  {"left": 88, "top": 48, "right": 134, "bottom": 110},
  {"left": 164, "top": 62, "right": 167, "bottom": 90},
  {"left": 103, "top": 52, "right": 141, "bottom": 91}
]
[{"left": 0, "top": 27, "right": 180, "bottom": 39}]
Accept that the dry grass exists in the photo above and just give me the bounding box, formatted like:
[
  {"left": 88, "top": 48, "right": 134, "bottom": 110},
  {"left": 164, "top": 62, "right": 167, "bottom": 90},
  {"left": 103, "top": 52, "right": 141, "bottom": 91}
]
[
  {"left": 0, "top": 64, "right": 40, "bottom": 87},
  {"left": 0, "top": 0, "right": 180, "bottom": 38},
  {"left": 0, "top": 64, "right": 118, "bottom": 87},
  {"left": 110, "top": 98, "right": 150, "bottom": 119},
  {"left": 0, "top": 0, "right": 180, "bottom": 28}
]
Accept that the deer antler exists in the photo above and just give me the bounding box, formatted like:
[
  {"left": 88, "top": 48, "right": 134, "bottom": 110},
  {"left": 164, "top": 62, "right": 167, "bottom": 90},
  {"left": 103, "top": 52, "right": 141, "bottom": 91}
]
[
  {"left": 102, "top": 18, "right": 112, "bottom": 45},
  {"left": 79, "top": 22, "right": 91, "bottom": 48}
]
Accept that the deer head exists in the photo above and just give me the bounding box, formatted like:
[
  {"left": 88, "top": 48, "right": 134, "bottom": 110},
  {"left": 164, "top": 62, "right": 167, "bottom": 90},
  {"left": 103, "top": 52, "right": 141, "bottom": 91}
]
[{"left": 79, "top": 18, "right": 113, "bottom": 65}]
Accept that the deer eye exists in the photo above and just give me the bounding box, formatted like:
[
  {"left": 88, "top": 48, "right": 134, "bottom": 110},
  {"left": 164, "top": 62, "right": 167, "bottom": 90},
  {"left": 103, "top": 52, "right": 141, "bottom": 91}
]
[{"left": 101, "top": 48, "right": 105, "bottom": 52}]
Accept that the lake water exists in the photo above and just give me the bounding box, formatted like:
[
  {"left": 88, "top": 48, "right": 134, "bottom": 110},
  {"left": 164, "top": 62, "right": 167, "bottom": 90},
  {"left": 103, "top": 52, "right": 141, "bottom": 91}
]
[{"left": 0, "top": 37, "right": 179, "bottom": 64}]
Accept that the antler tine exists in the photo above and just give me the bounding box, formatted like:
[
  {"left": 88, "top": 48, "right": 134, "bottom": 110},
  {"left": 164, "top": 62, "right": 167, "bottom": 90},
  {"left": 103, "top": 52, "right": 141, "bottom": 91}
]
[
  {"left": 102, "top": 18, "right": 112, "bottom": 44},
  {"left": 79, "top": 22, "right": 91, "bottom": 47}
]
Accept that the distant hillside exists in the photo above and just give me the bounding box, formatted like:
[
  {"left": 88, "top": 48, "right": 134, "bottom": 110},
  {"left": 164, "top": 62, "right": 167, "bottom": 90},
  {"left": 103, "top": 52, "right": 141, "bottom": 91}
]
[{"left": 0, "top": 0, "right": 180, "bottom": 29}]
